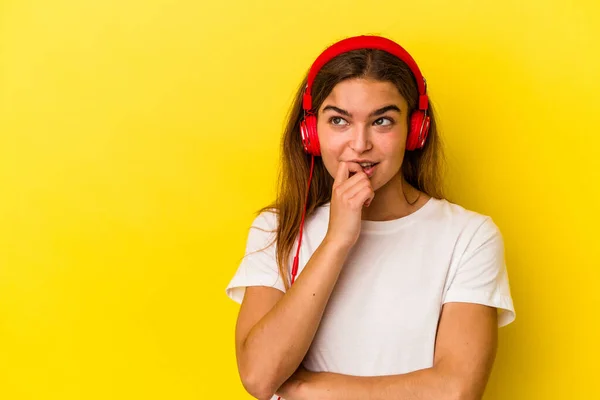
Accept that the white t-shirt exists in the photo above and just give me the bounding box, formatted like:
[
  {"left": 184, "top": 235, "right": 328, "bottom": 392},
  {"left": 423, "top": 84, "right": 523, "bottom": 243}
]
[{"left": 226, "top": 197, "right": 515, "bottom": 398}]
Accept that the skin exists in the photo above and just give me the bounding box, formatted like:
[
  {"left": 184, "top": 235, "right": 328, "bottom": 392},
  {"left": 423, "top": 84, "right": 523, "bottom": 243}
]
[
  {"left": 316, "top": 77, "right": 431, "bottom": 225},
  {"left": 317, "top": 79, "right": 429, "bottom": 247}
]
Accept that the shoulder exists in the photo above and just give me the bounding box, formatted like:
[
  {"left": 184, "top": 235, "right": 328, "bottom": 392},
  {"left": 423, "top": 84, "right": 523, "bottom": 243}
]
[
  {"left": 451, "top": 202, "right": 503, "bottom": 255},
  {"left": 241, "top": 209, "right": 280, "bottom": 251},
  {"left": 431, "top": 197, "right": 494, "bottom": 223},
  {"left": 249, "top": 209, "right": 279, "bottom": 232},
  {"left": 427, "top": 197, "right": 502, "bottom": 241}
]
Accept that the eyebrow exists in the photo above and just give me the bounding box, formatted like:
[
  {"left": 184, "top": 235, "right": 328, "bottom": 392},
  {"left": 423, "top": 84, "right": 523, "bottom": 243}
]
[{"left": 321, "top": 104, "right": 401, "bottom": 118}]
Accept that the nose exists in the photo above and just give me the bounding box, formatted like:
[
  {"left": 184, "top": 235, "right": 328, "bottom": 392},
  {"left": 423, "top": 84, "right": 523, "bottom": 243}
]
[{"left": 349, "top": 124, "right": 372, "bottom": 153}]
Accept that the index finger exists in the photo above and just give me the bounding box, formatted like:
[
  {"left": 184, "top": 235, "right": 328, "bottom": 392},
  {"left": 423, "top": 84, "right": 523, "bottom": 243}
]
[{"left": 333, "top": 161, "right": 349, "bottom": 188}]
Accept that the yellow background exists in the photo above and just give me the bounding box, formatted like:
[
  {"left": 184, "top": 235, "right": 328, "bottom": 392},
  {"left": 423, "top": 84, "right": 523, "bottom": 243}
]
[{"left": 1, "top": 0, "right": 599, "bottom": 399}]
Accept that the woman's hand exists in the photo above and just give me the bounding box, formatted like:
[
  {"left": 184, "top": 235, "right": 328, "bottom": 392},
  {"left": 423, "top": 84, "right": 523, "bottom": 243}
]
[
  {"left": 275, "top": 365, "right": 315, "bottom": 400},
  {"left": 324, "top": 161, "right": 375, "bottom": 250}
]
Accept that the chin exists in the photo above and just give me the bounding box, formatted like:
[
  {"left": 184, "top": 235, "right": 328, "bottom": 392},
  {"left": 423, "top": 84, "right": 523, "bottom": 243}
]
[{"left": 376, "top": 170, "right": 401, "bottom": 190}]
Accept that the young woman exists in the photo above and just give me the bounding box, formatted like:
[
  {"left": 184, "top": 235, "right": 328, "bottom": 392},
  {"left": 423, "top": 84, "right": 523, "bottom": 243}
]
[{"left": 226, "top": 35, "right": 516, "bottom": 400}]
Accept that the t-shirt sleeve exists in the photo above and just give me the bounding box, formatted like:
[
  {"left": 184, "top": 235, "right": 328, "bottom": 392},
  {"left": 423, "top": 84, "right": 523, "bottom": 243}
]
[
  {"left": 225, "top": 211, "right": 287, "bottom": 305},
  {"left": 442, "top": 216, "right": 516, "bottom": 328}
]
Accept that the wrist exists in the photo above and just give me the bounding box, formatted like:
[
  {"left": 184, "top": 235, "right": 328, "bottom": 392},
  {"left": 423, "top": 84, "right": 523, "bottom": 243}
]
[
  {"left": 277, "top": 367, "right": 319, "bottom": 400},
  {"left": 293, "top": 377, "right": 312, "bottom": 400},
  {"left": 294, "top": 369, "right": 326, "bottom": 400},
  {"left": 322, "top": 236, "right": 353, "bottom": 253}
]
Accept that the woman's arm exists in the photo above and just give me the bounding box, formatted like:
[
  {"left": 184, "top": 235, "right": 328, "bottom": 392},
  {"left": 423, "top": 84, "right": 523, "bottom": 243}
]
[
  {"left": 236, "top": 238, "right": 352, "bottom": 400},
  {"left": 278, "top": 302, "right": 498, "bottom": 400}
]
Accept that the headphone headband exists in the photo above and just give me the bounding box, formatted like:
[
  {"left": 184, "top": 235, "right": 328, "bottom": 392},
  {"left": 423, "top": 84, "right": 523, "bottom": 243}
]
[{"left": 302, "top": 35, "right": 429, "bottom": 112}]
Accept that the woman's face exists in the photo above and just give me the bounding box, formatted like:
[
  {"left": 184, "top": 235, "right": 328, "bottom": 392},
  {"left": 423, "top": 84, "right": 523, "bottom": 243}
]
[{"left": 316, "top": 78, "right": 409, "bottom": 192}]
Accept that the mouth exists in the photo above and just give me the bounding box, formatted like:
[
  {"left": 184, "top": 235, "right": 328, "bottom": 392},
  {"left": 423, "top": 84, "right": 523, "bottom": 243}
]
[
  {"left": 361, "top": 162, "right": 378, "bottom": 178},
  {"left": 350, "top": 162, "right": 379, "bottom": 178}
]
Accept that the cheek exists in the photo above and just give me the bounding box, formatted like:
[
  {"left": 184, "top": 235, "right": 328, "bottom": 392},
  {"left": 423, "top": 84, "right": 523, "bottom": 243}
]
[
  {"left": 317, "top": 126, "right": 345, "bottom": 154},
  {"left": 317, "top": 141, "right": 344, "bottom": 179},
  {"left": 320, "top": 147, "right": 340, "bottom": 174},
  {"left": 378, "top": 135, "right": 406, "bottom": 157}
]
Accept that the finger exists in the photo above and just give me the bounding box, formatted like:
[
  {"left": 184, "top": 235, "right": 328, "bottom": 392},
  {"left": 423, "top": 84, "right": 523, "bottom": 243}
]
[
  {"left": 333, "top": 161, "right": 349, "bottom": 188},
  {"left": 343, "top": 175, "right": 372, "bottom": 200},
  {"left": 360, "top": 188, "right": 375, "bottom": 208},
  {"left": 346, "top": 162, "right": 363, "bottom": 178},
  {"left": 342, "top": 183, "right": 374, "bottom": 210},
  {"left": 364, "top": 191, "right": 375, "bottom": 207},
  {"left": 347, "top": 184, "right": 375, "bottom": 208}
]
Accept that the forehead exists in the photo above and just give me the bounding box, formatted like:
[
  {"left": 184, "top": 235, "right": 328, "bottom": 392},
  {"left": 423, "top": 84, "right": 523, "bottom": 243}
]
[{"left": 321, "top": 78, "right": 407, "bottom": 109}]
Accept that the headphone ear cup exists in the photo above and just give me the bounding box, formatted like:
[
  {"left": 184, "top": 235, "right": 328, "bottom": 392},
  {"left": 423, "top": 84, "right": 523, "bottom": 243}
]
[
  {"left": 406, "top": 111, "right": 430, "bottom": 151},
  {"left": 300, "top": 114, "right": 321, "bottom": 156}
]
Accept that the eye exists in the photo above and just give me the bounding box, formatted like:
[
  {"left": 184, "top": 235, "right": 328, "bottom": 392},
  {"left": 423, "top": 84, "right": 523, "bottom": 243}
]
[
  {"left": 374, "top": 117, "right": 394, "bottom": 126},
  {"left": 329, "top": 116, "right": 349, "bottom": 126}
]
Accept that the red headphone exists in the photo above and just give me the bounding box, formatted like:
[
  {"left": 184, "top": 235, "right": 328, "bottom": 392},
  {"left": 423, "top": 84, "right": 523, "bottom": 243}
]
[{"left": 300, "top": 35, "right": 431, "bottom": 156}]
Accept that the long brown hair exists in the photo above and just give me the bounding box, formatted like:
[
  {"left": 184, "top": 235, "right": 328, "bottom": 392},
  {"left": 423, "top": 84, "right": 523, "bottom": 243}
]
[{"left": 251, "top": 46, "right": 447, "bottom": 291}]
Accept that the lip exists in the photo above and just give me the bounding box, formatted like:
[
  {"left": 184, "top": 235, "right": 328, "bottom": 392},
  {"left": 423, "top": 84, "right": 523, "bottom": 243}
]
[
  {"left": 345, "top": 160, "right": 380, "bottom": 178},
  {"left": 362, "top": 163, "right": 378, "bottom": 178}
]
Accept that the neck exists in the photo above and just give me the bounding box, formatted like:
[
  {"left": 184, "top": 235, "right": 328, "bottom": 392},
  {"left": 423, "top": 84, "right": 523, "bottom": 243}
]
[{"left": 361, "top": 173, "right": 422, "bottom": 221}]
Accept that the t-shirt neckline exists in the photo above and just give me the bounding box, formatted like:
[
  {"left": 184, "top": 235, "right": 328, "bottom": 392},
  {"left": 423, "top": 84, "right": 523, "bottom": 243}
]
[{"left": 323, "top": 196, "right": 438, "bottom": 233}]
